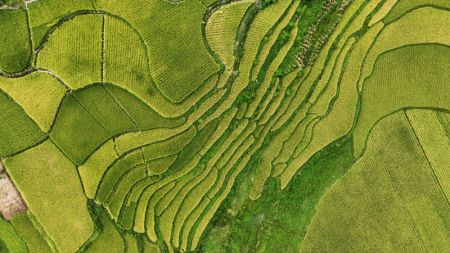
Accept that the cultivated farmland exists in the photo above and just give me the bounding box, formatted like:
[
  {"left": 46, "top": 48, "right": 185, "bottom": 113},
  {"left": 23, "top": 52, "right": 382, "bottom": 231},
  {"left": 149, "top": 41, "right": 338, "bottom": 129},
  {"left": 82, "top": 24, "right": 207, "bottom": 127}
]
[{"left": 0, "top": 0, "right": 449, "bottom": 252}]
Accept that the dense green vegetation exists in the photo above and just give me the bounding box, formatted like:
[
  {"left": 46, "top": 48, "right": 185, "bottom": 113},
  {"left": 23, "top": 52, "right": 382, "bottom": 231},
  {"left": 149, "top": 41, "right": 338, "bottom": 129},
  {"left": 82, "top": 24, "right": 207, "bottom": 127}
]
[
  {"left": 199, "top": 136, "right": 354, "bottom": 252},
  {"left": 1, "top": 0, "right": 450, "bottom": 252}
]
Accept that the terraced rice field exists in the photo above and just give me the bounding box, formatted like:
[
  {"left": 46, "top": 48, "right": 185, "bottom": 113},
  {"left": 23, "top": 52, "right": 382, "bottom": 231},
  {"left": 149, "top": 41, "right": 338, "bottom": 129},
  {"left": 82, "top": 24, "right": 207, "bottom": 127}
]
[{"left": 0, "top": 0, "right": 449, "bottom": 252}]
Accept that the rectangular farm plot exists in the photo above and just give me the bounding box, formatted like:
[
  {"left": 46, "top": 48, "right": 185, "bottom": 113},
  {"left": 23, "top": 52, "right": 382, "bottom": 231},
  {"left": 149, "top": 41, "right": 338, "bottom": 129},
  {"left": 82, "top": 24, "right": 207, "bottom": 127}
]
[
  {"left": 3, "top": 140, "right": 94, "bottom": 253},
  {"left": 0, "top": 8, "right": 31, "bottom": 74},
  {"left": 0, "top": 90, "right": 46, "bottom": 157}
]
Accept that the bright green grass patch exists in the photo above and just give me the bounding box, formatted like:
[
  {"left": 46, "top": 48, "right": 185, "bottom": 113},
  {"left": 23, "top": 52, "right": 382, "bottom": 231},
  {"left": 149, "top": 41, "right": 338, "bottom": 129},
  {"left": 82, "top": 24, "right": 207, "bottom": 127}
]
[
  {"left": 302, "top": 111, "right": 450, "bottom": 252},
  {"left": 354, "top": 44, "right": 450, "bottom": 156},
  {"left": 0, "top": 8, "right": 31, "bottom": 73},
  {"left": 28, "top": 0, "right": 93, "bottom": 48},
  {"left": 383, "top": 0, "right": 450, "bottom": 24},
  {"left": 0, "top": 217, "right": 27, "bottom": 253},
  {"left": 85, "top": 212, "right": 124, "bottom": 253},
  {"left": 37, "top": 14, "right": 102, "bottom": 89},
  {"left": 10, "top": 213, "right": 53, "bottom": 253},
  {"left": 0, "top": 71, "right": 67, "bottom": 131},
  {"left": 3, "top": 140, "right": 94, "bottom": 253},
  {"left": 0, "top": 89, "right": 46, "bottom": 157},
  {"left": 94, "top": 0, "right": 220, "bottom": 102}
]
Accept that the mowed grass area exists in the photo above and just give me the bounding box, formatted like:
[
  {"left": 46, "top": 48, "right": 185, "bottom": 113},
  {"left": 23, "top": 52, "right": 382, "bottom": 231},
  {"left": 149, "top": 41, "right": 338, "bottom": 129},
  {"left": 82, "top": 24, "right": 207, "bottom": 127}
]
[
  {"left": 301, "top": 110, "right": 450, "bottom": 252},
  {"left": 0, "top": 8, "right": 31, "bottom": 73},
  {"left": 3, "top": 140, "right": 94, "bottom": 253},
  {"left": 354, "top": 44, "right": 450, "bottom": 156}
]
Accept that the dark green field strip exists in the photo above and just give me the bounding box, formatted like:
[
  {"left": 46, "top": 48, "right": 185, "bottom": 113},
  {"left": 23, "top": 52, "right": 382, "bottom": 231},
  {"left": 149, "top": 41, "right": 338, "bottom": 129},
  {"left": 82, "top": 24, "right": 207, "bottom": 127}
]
[
  {"left": 354, "top": 44, "right": 450, "bottom": 156},
  {"left": 0, "top": 89, "right": 46, "bottom": 157},
  {"left": 0, "top": 8, "right": 32, "bottom": 74},
  {"left": 383, "top": 0, "right": 450, "bottom": 24},
  {"left": 73, "top": 85, "right": 137, "bottom": 133},
  {"left": 96, "top": 150, "right": 144, "bottom": 203},
  {"left": 145, "top": 155, "right": 177, "bottom": 176},
  {"left": 107, "top": 156, "right": 177, "bottom": 221},
  {"left": 107, "top": 164, "right": 148, "bottom": 219},
  {"left": 104, "top": 85, "right": 185, "bottom": 129},
  {"left": 10, "top": 213, "right": 54, "bottom": 253},
  {"left": 0, "top": 216, "right": 27, "bottom": 253},
  {"left": 119, "top": 177, "right": 155, "bottom": 230},
  {"left": 140, "top": 127, "right": 196, "bottom": 161},
  {"left": 85, "top": 212, "right": 125, "bottom": 253},
  {"left": 95, "top": 126, "right": 198, "bottom": 224},
  {"left": 50, "top": 94, "right": 111, "bottom": 164}
]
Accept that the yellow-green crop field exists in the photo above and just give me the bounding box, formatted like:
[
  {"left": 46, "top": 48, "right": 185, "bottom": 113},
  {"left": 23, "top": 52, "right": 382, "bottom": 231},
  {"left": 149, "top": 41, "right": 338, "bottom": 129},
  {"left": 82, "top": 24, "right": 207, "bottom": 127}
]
[{"left": 0, "top": 0, "right": 449, "bottom": 252}]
